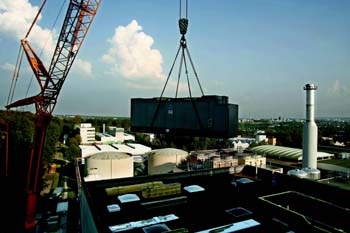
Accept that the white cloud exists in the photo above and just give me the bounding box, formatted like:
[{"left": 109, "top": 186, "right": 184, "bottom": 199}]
[
  {"left": 328, "top": 79, "right": 349, "bottom": 95},
  {"left": 102, "top": 20, "right": 165, "bottom": 88},
  {"left": 0, "top": 0, "right": 39, "bottom": 39},
  {"left": 0, "top": 0, "right": 93, "bottom": 77},
  {"left": 0, "top": 0, "right": 55, "bottom": 61},
  {"left": 72, "top": 58, "right": 93, "bottom": 77},
  {"left": 1, "top": 62, "right": 15, "bottom": 71}
]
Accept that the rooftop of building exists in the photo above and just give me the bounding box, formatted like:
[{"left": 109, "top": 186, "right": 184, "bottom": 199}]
[
  {"left": 79, "top": 165, "right": 350, "bottom": 233},
  {"left": 250, "top": 145, "right": 334, "bottom": 161},
  {"left": 80, "top": 143, "right": 152, "bottom": 158}
]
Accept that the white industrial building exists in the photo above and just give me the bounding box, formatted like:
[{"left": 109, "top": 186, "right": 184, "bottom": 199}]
[
  {"left": 107, "top": 127, "right": 135, "bottom": 142},
  {"left": 95, "top": 133, "right": 119, "bottom": 144},
  {"left": 77, "top": 123, "right": 136, "bottom": 145},
  {"left": 255, "top": 130, "right": 268, "bottom": 143},
  {"left": 107, "top": 126, "right": 124, "bottom": 140},
  {"left": 96, "top": 127, "right": 135, "bottom": 144},
  {"left": 76, "top": 123, "right": 96, "bottom": 144},
  {"left": 123, "top": 133, "right": 135, "bottom": 141},
  {"left": 238, "top": 154, "right": 266, "bottom": 167},
  {"left": 229, "top": 137, "right": 255, "bottom": 151}
]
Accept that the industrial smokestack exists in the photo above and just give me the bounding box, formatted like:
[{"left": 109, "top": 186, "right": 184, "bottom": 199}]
[
  {"left": 302, "top": 83, "right": 318, "bottom": 169},
  {"left": 288, "top": 83, "right": 320, "bottom": 180}
]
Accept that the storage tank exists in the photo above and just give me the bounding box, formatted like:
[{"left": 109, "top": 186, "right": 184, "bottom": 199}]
[
  {"left": 85, "top": 152, "right": 133, "bottom": 181},
  {"left": 287, "top": 169, "right": 308, "bottom": 179},
  {"left": 147, "top": 148, "right": 188, "bottom": 175},
  {"left": 302, "top": 167, "right": 321, "bottom": 180}
]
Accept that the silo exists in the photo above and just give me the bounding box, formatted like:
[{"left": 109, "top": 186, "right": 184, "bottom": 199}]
[
  {"left": 302, "top": 167, "right": 321, "bottom": 180},
  {"left": 85, "top": 152, "right": 133, "bottom": 181},
  {"left": 147, "top": 148, "right": 188, "bottom": 175}
]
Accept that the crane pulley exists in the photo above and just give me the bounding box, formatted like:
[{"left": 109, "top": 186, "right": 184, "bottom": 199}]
[
  {"left": 158, "top": 0, "right": 204, "bottom": 99},
  {"left": 151, "top": 0, "right": 204, "bottom": 129}
]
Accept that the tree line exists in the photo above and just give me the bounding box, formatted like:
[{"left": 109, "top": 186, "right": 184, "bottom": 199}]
[{"left": 239, "top": 119, "right": 350, "bottom": 148}]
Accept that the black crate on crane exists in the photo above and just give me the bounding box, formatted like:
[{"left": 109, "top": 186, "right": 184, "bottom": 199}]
[
  {"left": 130, "top": 95, "right": 238, "bottom": 138},
  {"left": 130, "top": 0, "right": 239, "bottom": 138}
]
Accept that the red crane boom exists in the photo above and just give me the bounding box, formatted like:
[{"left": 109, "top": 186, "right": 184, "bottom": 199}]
[{"left": 6, "top": 0, "right": 101, "bottom": 230}]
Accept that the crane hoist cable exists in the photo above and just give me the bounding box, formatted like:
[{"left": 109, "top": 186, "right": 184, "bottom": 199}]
[
  {"left": 7, "top": 45, "right": 24, "bottom": 106},
  {"left": 151, "top": 0, "right": 205, "bottom": 129},
  {"left": 158, "top": 0, "right": 204, "bottom": 99},
  {"left": 7, "top": 0, "right": 67, "bottom": 110},
  {"left": 25, "top": 0, "right": 68, "bottom": 100}
]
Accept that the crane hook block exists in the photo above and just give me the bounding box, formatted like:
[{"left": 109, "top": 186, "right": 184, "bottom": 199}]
[{"left": 179, "top": 18, "right": 188, "bottom": 35}]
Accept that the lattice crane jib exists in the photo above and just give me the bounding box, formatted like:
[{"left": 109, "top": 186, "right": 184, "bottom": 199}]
[{"left": 5, "top": 0, "right": 101, "bottom": 231}]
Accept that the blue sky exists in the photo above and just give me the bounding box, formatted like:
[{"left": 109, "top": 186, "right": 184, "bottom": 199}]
[{"left": 0, "top": 0, "right": 349, "bottom": 118}]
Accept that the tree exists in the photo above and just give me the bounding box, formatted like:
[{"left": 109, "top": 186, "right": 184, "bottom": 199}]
[
  {"left": 0, "top": 110, "right": 35, "bottom": 188},
  {"left": 43, "top": 117, "right": 63, "bottom": 166},
  {"left": 63, "top": 136, "right": 81, "bottom": 161},
  {"left": 121, "top": 118, "right": 130, "bottom": 131},
  {"left": 72, "top": 115, "right": 82, "bottom": 125}
]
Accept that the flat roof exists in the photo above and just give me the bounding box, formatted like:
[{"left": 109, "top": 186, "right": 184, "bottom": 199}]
[
  {"left": 80, "top": 143, "right": 151, "bottom": 158},
  {"left": 80, "top": 166, "right": 350, "bottom": 233},
  {"left": 56, "top": 202, "right": 68, "bottom": 213},
  {"left": 79, "top": 145, "right": 100, "bottom": 157}
]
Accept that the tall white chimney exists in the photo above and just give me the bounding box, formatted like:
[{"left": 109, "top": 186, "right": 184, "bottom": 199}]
[{"left": 302, "top": 83, "right": 318, "bottom": 169}]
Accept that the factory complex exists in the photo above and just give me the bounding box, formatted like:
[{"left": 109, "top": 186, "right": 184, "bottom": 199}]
[
  {"left": 23, "top": 82, "right": 348, "bottom": 232},
  {"left": 74, "top": 83, "right": 350, "bottom": 233}
]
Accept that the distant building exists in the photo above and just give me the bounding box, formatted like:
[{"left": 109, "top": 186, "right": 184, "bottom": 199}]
[
  {"left": 96, "top": 127, "right": 135, "bottom": 144},
  {"left": 334, "top": 141, "right": 345, "bottom": 147},
  {"left": 229, "top": 137, "right": 256, "bottom": 151},
  {"left": 238, "top": 154, "right": 266, "bottom": 167},
  {"left": 142, "top": 133, "right": 155, "bottom": 143},
  {"left": 123, "top": 133, "right": 135, "bottom": 142},
  {"left": 211, "top": 155, "right": 238, "bottom": 169},
  {"left": 189, "top": 149, "right": 243, "bottom": 171},
  {"left": 255, "top": 131, "right": 268, "bottom": 144},
  {"left": 107, "top": 127, "right": 125, "bottom": 142},
  {"left": 268, "top": 137, "right": 277, "bottom": 146},
  {"left": 338, "top": 152, "right": 350, "bottom": 160},
  {"left": 76, "top": 123, "right": 96, "bottom": 144},
  {"left": 95, "top": 133, "right": 115, "bottom": 144}
]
